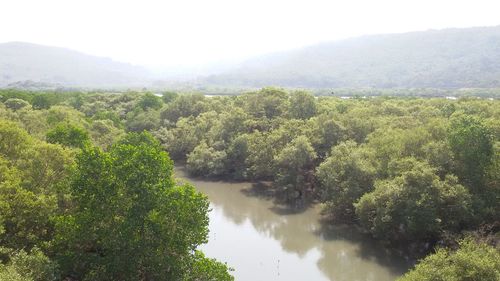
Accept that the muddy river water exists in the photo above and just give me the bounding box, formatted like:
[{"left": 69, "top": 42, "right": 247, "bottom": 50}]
[{"left": 175, "top": 167, "right": 410, "bottom": 281}]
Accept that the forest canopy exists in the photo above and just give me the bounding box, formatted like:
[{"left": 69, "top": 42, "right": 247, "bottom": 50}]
[
  {"left": 0, "top": 88, "right": 498, "bottom": 280},
  {"left": 0, "top": 91, "right": 234, "bottom": 280}
]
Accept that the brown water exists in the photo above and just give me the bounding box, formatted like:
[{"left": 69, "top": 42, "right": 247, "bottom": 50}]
[{"left": 175, "top": 167, "right": 410, "bottom": 281}]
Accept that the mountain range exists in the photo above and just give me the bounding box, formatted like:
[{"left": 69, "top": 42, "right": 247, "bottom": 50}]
[
  {"left": 2, "top": 25, "right": 500, "bottom": 89},
  {"left": 206, "top": 26, "right": 500, "bottom": 88}
]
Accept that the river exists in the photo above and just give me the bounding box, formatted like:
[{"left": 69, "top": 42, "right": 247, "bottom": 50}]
[{"left": 175, "top": 167, "right": 410, "bottom": 281}]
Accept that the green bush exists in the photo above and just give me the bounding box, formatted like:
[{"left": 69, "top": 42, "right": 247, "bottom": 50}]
[{"left": 398, "top": 238, "right": 500, "bottom": 281}]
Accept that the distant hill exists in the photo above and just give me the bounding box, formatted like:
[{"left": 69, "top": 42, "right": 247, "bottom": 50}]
[
  {"left": 4, "top": 26, "right": 500, "bottom": 90},
  {"left": 0, "top": 42, "right": 151, "bottom": 88},
  {"left": 205, "top": 26, "right": 500, "bottom": 88}
]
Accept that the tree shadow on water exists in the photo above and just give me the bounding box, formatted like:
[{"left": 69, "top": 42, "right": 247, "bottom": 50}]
[
  {"left": 314, "top": 218, "right": 414, "bottom": 279},
  {"left": 241, "top": 182, "right": 316, "bottom": 215},
  {"left": 240, "top": 182, "right": 275, "bottom": 200},
  {"left": 181, "top": 168, "right": 413, "bottom": 280},
  {"left": 238, "top": 182, "right": 413, "bottom": 280}
]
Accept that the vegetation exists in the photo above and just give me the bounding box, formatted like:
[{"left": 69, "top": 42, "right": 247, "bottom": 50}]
[
  {"left": 0, "top": 87, "right": 498, "bottom": 279},
  {"left": 398, "top": 238, "right": 500, "bottom": 281},
  {"left": 54, "top": 133, "right": 231, "bottom": 280},
  {"left": 0, "top": 247, "right": 58, "bottom": 281},
  {"left": 0, "top": 90, "right": 233, "bottom": 280}
]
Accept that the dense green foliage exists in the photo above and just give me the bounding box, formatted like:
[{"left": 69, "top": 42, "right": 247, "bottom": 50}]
[
  {"left": 355, "top": 158, "right": 471, "bottom": 242},
  {"left": 398, "top": 238, "right": 500, "bottom": 281},
  {"left": 46, "top": 123, "right": 90, "bottom": 148},
  {"left": 0, "top": 247, "right": 59, "bottom": 281},
  {"left": 316, "top": 141, "right": 375, "bottom": 221},
  {"left": 0, "top": 90, "right": 233, "bottom": 280},
  {"left": 54, "top": 133, "right": 230, "bottom": 280},
  {"left": 448, "top": 115, "right": 493, "bottom": 187},
  {"left": 0, "top": 88, "right": 498, "bottom": 279}
]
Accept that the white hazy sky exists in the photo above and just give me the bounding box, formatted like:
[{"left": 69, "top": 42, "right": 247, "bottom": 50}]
[{"left": 1, "top": 0, "right": 499, "bottom": 67}]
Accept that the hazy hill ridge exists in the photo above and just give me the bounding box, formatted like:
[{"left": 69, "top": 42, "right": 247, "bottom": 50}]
[
  {"left": 3, "top": 26, "right": 500, "bottom": 89},
  {"left": 0, "top": 42, "right": 150, "bottom": 88},
  {"left": 205, "top": 26, "right": 500, "bottom": 88}
]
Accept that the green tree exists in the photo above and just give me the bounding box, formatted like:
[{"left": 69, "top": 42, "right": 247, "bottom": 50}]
[
  {"left": 31, "top": 95, "right": 52, "bottom": 110},
  {"left": 160, "top": 94, "right": 206, "bottom": 124},
  {"left": 0, "top": 157, "right": 58, "bottom": 251},
  {"left": 161, "top": 91, "right": 178, "bottom": 103},
  {"left": 137, "top": 93, "right": 163, "bottom": 111},
  {"left": 0, "top": 120, "right": 31, "bottom": 160},
  {"left": 355, "top": 158, "right": 472, "bottom": 242},
  {"left": 184, "top": 251, "right": 233, "bottom": 281},
  {"left": 305, "top": 114, "right": 345, "bottom": 157},
  {"left": 54, "top": 132, "right": 232, "bottom": 280},
  {"left": 46, "top": 123, "right": 90, "bottom": 148},
  {"left": 209, "top": 107, "right": 248, "bottom": 144},
  {"left": 316, "top": 141, "right": 375, "bottom": 221},
  {"left": 0, "top": 247, "right": 58, "bottom": 281},
  {"left": 448, "top": 114, "right": 493, "bottom": 188},
  {"left": 187, "top": 142, "right": 227, "bottom": 177},
  {"left": 46, "top": 106, "right": 88, "bottom": 126},
  {"left": 365, "top": 127, "right": 431, "bottom": 177},
  {"left": 4, "top": 99, "right": 30, "bottom": 111},
  {"left": 89, "top": 119, "right": 126, "bottom": 149},
  {"left": 154, "top": 114, "right": 213, "bottom": 160},
  {"left": 125, "top": 109, "right": 160, "bottom": 132},
  {"left": 15, "top": 108, "right": 50, "bottom": 139},
  {"left": 224, "top": 134, "right": 250, "bottom": 180},
  {"left": 245, "top": 131, "right": 277, "bottom": 180},
  {"left": 274, "top": 135, "right": 317, "bottom": 202},
  {"left": 242, "top": 87, "right": 289, "bottom": 119},
  {"left": 398, "top": 238, "right": 500, "bottom": 281},
  {"left": 0, "top": 122, "right": 73, "bottom": 251},
  {"left": 18, "top": 141, "right": 74, "bottom": 195},
  {"left": 422, "top": 140, "right": 454, "bottom": 177},
  {"left": 289, "top": 91, "right": 317, "bottom": 120}
]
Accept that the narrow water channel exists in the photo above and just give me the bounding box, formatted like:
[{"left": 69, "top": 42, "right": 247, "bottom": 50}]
[{"left": 175, "top": 167, "right": 410, "bottom": 281}]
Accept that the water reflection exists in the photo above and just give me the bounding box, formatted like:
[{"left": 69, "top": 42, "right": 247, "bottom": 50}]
[{"left": 175, "top": 167, "right": 410, "bottom": 281}]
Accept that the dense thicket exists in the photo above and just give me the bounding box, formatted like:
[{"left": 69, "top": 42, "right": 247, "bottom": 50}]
[
  {"left": 0, "top": 90, "right": 233, "bottom": 280},
  {"left": 0, "top": 88, "right": 498, "bottom": 279},
  {"left": 398, "top": 238, "right": 500, "bottom": 281}
]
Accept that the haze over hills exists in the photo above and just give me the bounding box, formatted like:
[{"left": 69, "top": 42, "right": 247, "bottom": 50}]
[
  {"left": 0, "top": 42, "right": 151, "bottom": 88},
  {"left": 2, "top": 25, "right": 500, "bottom": 90},
  {"left": 205, "top": 25, "right": 500, "bottom": 89}
]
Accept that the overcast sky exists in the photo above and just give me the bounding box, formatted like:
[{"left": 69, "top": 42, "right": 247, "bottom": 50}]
[{"left": 1, "top": 0, "right": 499, "bottom": 67}]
